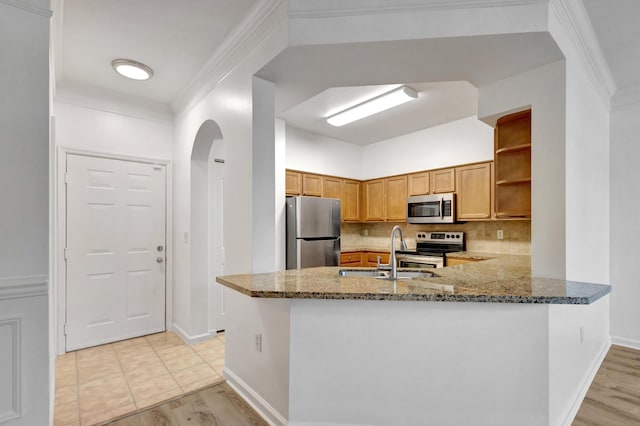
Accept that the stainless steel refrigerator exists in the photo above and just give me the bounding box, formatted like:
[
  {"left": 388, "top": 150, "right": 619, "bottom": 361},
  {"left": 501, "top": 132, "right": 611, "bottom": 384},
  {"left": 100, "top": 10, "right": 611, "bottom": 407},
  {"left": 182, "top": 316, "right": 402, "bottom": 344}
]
[{"left": 286, "top": 196, "right": 341, "bottom": 269}]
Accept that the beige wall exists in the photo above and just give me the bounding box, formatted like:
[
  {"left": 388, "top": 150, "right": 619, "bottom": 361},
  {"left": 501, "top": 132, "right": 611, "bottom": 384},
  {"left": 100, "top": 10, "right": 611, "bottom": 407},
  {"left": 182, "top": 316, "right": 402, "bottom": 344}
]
[{"left": 341, "top": 221, "right": 530, "bottom": 255}]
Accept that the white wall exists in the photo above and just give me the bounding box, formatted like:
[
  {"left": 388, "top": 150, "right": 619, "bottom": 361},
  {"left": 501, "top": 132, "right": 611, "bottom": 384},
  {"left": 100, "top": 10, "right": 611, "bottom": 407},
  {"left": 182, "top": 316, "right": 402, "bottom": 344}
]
[
  {"left": 548, "top": 296, "right": 610, "bottom": 426},
  {"left": 285, "top": 125, "right": 362, "bottom": 179},
  {"left": 548, "top": 3, "right": 610, "bottom": 285},
  {"left": 289, "top": 299, "right": 550, "bottom": 426},
  {"left": 286, "top": 116, "right": 493, "bottom": 180},
  {"left": 360, "top": 116, "right": 493, "bottom": 179},
  {"left": 479, "top": 61, "right": 566, "bottom": 279},
  {"left": 610, "top": 103, "right": 640, "bottom": 348},
  {"left": 54, "top": 101, "right": 173, "bottom": 160},
  {"left": 0, "top": 1, "right": 50, "bottom": 424}
]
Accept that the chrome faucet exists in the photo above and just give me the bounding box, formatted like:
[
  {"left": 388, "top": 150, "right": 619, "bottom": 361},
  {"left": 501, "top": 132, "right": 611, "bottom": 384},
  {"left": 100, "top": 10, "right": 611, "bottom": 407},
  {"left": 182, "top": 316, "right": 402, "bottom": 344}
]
[{"left": 377, "top": 225, "right": 407, "bottom": 280}]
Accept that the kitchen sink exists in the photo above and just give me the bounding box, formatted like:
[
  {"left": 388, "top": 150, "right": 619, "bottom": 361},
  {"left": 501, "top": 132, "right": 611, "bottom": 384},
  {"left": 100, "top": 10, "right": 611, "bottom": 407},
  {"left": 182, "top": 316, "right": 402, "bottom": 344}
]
[{"left": 338, "top": 269, "right": 438, "bottom": 280}]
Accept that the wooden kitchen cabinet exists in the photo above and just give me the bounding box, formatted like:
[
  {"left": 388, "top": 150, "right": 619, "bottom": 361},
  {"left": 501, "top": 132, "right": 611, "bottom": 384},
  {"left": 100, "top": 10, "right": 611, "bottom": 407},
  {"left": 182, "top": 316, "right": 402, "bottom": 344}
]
[
  {"left": 342, "top": 179, "right": 361, "bottom": 222},
  {"left": 494, "top": 110, "right": 531, "bottom": 218},
  {"left": 363, "top": 179, "right": 386, "bottom": 221},
  {"left": 286, "top": 170, "right": 302, "bottom": 195},
  {"left": 385, "top": 175, "right": 408, "bottom": 221},
  {"left": 431, "top": 168, "right": 456, "bottom": 193},
  {"left": 365, "top": 251, "right": 389, "bottom": 267},
  {"left": 340, "top": 251, "right": 363, "bottom": 267},
  {"left": 322, "top": 176, "right": 342, "bottom": 199},
  {"left": 302, "top": 173, "right": 323, "bottom": 197},
  {"left": 456, "top": 162, "right": 493, "bottom": 221},
  {"left": 407, "top": 172, "right": 430, "bottom": 196}
]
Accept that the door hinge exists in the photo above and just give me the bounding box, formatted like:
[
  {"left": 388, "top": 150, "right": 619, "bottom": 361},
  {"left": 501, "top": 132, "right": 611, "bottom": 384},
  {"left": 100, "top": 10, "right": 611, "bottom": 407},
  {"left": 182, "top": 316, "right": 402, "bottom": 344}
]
[
  {"left": 63, "top": 324, "right": 68, "bottom": 335},
  {"left": 64, "top": 248, "right": 68, "bottom": 260}
]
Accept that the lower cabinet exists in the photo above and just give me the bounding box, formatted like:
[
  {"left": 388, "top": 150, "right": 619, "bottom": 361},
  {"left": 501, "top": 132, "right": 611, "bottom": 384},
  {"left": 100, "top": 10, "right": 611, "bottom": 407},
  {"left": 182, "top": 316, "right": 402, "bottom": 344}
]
[
  {"left": 340, "top": 252, "right": 363, "bottom": 267},
  {"left": 340, "top": 251, "right": 390, "bottom": 267}
]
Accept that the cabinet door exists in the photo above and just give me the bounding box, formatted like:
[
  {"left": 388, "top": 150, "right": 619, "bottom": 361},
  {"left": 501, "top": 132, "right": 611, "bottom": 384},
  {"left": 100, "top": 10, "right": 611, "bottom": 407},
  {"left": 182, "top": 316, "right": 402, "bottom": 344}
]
[
  {"left": 385, "top": 175, "right": 408, "bottom": 221},
  {"left": 285, "top": 170, "right": 302, "bottom": 196},
  {"left": 342, "top": 179, "right": 360, "bottom": 222},
  {"left": 363, "top": 179, "right": 385, "bottom": 221},
  {"left": 302, "top": 173, "right": 323, "bottom": 197},
  {"left": 407, "top": 172, "right": 430, "bottom": 196},
  {"left": 456, "top": 162, "right": 492, "bottom": 220},
  {"left": 431, "top": 168, "right": 455, "bottom": 193},
  {"left": 323, "top": 176, "right": 342, "bottom": 199}
]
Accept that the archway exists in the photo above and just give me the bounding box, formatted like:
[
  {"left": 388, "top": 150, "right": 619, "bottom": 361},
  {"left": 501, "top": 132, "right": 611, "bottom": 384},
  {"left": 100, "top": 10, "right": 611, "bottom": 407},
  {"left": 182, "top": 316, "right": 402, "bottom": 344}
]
[{"left": 191, "top": 120, "right": 226, "bottom": 335}]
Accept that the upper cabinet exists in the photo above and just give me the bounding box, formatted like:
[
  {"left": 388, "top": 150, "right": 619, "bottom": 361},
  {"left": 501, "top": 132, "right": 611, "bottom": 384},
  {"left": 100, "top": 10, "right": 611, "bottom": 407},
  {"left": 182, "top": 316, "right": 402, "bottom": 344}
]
[
  {"left": 431, "top": 168, "right": 456, "bottom": 193},
  {"left": 302, "top": 173, "right": 323, "bottom": 197},
  {"left": 456, "top": 162, "right": 492, "bottom": 221},
  {"left": 286, "top": 170, "right": 302, "bottom": 196},
  {"left": 407, "top": 172, "right": 430, "bottom": 196},
  {"left": 494, "top": 110, "right": 531, "bottom": 218},
  {"left": 362, "top": 176, "right": 407, "bottom": 222},
  {"left": 342, "top": 179, "right": 361, "bottom": 222},
  {"left": 363, "top": 179, "right": 386, "bottom": 221},
  {"left": 322, "top": 176, "right": 342, "bottom": 199},
  {"left": 385, "top": 175, "right": 408, "bottom": 221}
]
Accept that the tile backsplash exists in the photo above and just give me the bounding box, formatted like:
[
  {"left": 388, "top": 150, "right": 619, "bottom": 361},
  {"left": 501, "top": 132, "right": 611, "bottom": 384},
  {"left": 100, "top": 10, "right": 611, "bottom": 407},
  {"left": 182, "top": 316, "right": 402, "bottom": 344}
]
[{"left": 341, "top": 220, "right": 530, "bottom": 255}]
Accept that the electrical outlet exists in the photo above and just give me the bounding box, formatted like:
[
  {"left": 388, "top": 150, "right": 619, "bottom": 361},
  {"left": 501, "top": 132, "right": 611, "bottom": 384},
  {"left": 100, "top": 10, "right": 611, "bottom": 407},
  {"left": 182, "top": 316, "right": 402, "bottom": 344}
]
[
  {"left": 363, "top": 229, "right": 369, "bottom": 237},
  {"left": 497, "top": 230, "right": 504, "bottom": 240},
  {"left": 255, "top": 333, "right": 262, "bottom": 352},
  {"left": 184, "top": 231, "right": 189, "bottom": 243}
]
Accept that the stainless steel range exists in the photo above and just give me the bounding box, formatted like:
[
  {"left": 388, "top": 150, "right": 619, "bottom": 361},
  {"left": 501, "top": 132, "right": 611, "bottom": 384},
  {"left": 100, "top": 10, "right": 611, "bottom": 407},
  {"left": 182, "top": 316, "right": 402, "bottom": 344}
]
[{"left": 396, "top": 231, "right": 465, "bottom": 268}]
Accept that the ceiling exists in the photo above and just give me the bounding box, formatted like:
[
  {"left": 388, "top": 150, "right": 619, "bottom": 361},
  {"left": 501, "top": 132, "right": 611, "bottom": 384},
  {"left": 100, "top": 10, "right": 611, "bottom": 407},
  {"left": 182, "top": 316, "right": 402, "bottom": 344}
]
[{"left": 54, "top": 1, "right": 640, "bottom": 143}]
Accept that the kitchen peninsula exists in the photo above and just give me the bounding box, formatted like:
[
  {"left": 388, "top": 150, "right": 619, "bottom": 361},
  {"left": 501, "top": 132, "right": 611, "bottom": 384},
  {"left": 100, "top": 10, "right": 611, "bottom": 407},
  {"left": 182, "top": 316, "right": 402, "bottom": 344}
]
[{"left": 216, "top": 255, "right": 611, "bottom": 426}]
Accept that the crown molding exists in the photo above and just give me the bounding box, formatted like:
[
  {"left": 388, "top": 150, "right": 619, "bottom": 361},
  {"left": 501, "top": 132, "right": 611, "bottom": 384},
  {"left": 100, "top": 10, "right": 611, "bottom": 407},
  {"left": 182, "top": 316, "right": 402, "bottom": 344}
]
[
  {"left": 288, "top": 0, "right": 547, "bottom": 18},
  {"left": 611, "top": 84, "right": 640, "bottom": 111},
  {"left": 0, "top": 276, "right": 48, "bottom": 300},
  {"left": 171, "top": 0, "right": 286, "bottom": 120},
  {"left": 55, "top": 81, "right": 174, "bottom": 125},
  {"left": 0, "top": 0, "right": 51, "bottom": 17},
  {"left": 550, "top": 0, "right": 616, "bottom": 108}
]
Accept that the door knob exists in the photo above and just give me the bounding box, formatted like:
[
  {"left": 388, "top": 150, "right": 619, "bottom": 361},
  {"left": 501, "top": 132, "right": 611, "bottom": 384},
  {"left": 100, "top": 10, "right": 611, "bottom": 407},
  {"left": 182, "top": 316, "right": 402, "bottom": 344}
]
[{"left": 157, "top": 257, "right": 164, "bottom": 263}]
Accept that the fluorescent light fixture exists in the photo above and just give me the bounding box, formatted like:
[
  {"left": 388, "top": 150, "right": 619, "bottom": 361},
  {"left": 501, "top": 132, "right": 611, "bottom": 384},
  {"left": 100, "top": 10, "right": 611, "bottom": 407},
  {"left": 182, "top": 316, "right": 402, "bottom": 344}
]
[
  {"left": 111, "top": 59, "right": 154, "bottom": 81},
  {"left": 326, "top": 86, "right": 418, "bottom": 127}
]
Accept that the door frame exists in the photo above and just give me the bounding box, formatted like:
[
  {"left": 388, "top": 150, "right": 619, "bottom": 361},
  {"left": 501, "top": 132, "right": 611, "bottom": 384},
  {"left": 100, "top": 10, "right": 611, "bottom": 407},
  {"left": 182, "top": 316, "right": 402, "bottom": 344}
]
[{"left": 54, "top": 147, "right": 174, "bottom": 354}]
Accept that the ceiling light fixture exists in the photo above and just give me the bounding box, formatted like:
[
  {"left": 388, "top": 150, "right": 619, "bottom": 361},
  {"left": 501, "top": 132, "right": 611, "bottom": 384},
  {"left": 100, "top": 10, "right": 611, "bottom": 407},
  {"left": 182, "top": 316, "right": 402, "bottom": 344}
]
[
  {"left": 111, "top": 59, "right": 154, "bottom": 81},
  {"left": 326, "top": 86, "right": 418, "bottom": 127}
]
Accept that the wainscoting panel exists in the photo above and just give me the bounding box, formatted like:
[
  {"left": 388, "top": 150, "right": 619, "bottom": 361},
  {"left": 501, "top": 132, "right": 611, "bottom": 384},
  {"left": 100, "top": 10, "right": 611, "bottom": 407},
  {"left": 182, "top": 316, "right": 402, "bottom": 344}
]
[{"left": 0, "top": 319, "right": 21, "bottom": 422}]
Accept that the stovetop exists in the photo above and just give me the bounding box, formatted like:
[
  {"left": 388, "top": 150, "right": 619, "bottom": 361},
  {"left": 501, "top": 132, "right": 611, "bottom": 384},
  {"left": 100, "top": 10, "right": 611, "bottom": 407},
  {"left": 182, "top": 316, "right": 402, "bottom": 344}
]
[{"left": 399, "top": 231, "right": 465, "bottom": 258}]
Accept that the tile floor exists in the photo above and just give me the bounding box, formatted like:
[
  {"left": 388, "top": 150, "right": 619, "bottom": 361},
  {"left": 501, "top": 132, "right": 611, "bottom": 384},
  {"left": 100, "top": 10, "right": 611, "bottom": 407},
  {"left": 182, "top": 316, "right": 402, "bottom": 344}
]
[{"left": 54, "top": 331, "right": 226, "bottom": 426}]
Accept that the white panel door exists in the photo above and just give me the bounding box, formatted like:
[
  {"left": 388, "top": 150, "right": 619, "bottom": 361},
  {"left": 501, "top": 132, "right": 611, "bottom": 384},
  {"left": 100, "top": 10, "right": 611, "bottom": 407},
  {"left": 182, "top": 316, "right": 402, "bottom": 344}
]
[{"left": 66, "top": 154, "right": 166, "bottom": 351}]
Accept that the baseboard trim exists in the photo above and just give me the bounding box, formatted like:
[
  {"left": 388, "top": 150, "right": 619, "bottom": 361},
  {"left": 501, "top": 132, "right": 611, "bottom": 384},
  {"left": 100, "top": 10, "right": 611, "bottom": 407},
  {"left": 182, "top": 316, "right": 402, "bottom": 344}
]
[
  {"left": 611, "top": 335, "right": 640, "bottom": 350},
  {"left": 556, "top": 337, "right": 611, "bottom": 426},
  {"left": 171, "top": 323, "right": 215, "bottom": 346},
  {"left": 223, "top": 368, "right": 287, "bottom": 426}
]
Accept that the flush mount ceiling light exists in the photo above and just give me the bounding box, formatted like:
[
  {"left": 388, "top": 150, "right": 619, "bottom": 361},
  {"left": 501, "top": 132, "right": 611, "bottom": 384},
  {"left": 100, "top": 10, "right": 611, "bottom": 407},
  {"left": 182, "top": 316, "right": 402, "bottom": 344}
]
[
  {"left": 326, "top": 86, "right": 418, "bottom": 127},
  {"left": 111, "top": 59, "right": 154, "bottom": 81}
]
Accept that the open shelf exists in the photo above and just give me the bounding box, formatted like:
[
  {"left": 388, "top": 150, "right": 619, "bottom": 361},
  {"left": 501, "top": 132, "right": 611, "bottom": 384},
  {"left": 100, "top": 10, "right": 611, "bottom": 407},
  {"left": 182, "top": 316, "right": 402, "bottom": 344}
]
[
  {"left": 496, "top": 178, "right": 532, "bottom": 186},
  {"left": 496, "top": 144, "right": 531, "bottom": 155}
]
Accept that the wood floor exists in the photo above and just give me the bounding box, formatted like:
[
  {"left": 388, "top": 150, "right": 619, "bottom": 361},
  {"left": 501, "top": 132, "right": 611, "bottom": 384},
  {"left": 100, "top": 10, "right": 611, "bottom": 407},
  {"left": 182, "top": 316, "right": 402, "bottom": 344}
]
[
  {"left": 102, "top": 382, "right": 266, "bottom": 426},
  {"left": 573, "top": 344, "right": 640, "bottom": 425}
]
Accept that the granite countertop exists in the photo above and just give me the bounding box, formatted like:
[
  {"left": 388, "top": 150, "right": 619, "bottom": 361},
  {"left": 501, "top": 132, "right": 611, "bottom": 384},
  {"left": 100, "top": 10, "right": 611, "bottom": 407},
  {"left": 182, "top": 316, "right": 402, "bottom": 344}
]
[{"left": 216, "top": 253, "right": 611, "bottom": 305}]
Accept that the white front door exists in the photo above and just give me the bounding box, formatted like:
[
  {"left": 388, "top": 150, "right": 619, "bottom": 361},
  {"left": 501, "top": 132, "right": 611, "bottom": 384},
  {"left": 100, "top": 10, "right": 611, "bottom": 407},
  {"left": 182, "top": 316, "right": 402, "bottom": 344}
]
[{"left": 65, "top": 154, "right": 166, "bottom": 351}]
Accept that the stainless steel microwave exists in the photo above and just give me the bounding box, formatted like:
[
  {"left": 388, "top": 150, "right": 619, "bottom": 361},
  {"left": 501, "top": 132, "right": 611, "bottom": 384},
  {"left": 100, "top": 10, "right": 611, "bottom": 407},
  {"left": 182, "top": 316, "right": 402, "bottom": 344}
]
[{"left": 406, "top": 193, "right": 456, "bottom": 224}]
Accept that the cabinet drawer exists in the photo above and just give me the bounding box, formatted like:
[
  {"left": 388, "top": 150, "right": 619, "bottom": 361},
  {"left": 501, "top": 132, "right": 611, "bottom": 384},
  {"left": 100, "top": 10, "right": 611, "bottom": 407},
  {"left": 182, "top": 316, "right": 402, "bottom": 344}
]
[
  {"left": 340, "top": 252, "right": 362, "bottom": 265},
  {"left": 366, "top": 252, "right": 389, "bottom": 265}
]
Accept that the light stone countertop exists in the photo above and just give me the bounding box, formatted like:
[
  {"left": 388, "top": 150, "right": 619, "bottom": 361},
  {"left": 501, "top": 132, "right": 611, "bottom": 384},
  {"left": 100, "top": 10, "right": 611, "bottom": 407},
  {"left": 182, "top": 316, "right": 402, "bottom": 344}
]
[{"left": 216, "top": 253, "right": 611, "bottom": 304}]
